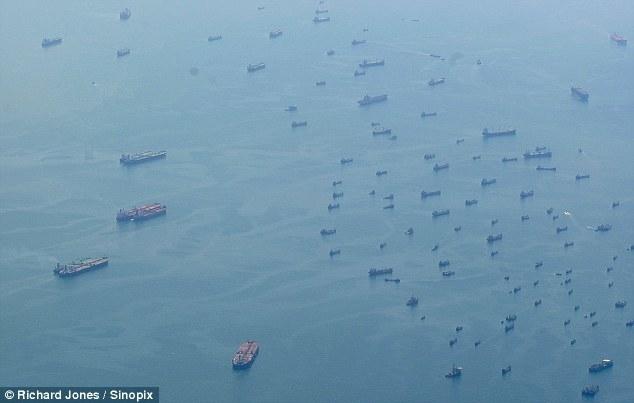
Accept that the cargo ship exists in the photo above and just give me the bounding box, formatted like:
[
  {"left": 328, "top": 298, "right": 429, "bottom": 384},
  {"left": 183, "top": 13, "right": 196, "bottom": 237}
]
[
  {"left": 595, "top": 224, "right": 612, "bottom": 232},
  {"left": 421, "top": 190, "right": 441, "bottom": 198},
  {"left": 320, "top": 229, "right": 336, "bottom": 236},
  {"left": 372, "top": 127, "right": 391, "bottom": 135},
  {"left": 232, "top": 341, "right": 259, "bottom": 369},
  {"left": 537, "top": 166, "right": 556, "bottom": 171},
  {"left": 351, "top": 39, "right": 366, "bottom": 46},
  {"left": 424, "top": 153, "right": 436, "bottom": 160},
  {"left": 589, "top": 359, "right": 613, "bottom": 373},
  {"left": 523, "top": 149, "right": 552, "bottom": 159},
  {"left": 502, "top": 157, "right": 518, "bottom": 162},
  {"left": 315, "top": 9, "right": 328, "bottom": 14},
  {"left": 487, "top": 234, "right": 503, "bottom": 243},
  {"left": 285, "top": 106, "right": 297, "bottom": 112},
  {"left": 120, "top": 150, "right": 166, "bottom": 165},
  {"left": 610, "top": 33, "right": 627, "bottom": 46},
  {"left": 465, "top": 199, "right": 478, "bottom": 206},
  {"left": 117, "top": 48, "right": 130, "bottom": 58},
  {"left": 520, "top": 190, "right": 534, "bottom": 199},
  {"left": 482, "top": 128, "right": 516, "bottom": 138},
  {"left": 481, "top": 178, "right": 496, "bottom": 186},
  {"left": 368, "top": 268, "right": 393, "bottom": 277},
  {"left": 421, "top": 112, "right": 437, "bottom": 118},
  {"left": 354, "top": 70, "right": 366, "bottom": 77},
  {"left": 54, "top": 257, "right": 109, "bottom": 277},
  {"left": 571, "top": 87, "right": 589, "bottom": 102},
  {"left": 359, "top": 59, "right": 384, "bottom": 68},
  {"left": 428, "top": 78, "right": 445, "bottom": 86},
  {"left": 340, "top": 158, "right": 353, "bottom": 165},
  {"left": 358, "top": 94, "right": 387, "bottom": 106},
  {"left": 313, "top": 16, "right": 330, "bottom": 23},
  {"left": 247, "top": 63, "right": 266, "bottom": 72},
  {"left": 433, "top": 163, "right": 449, "bottom": 171},
  {"left": 41, "top": 38, "right": 62, "bottom": 48},
  {"left": 208, "top": 35, "right": 222, "bottom": 42},
  {"left": 269, "top": 29, "right": 282, "bottom": 38},
  {"left": 291, "top": 121, "right": 307, "bottom": 128},
  {"left": 432, "top": 209, "right": 450, "bottom": 218},
  {"left": 576, "top": 174, "right": 590, "bottom": 180},
  {"left": 117, "top": 203, "right": 166, "bottom": 222},
  {"left": 120, "top": 8, "right": 131, "bottom": 20}
]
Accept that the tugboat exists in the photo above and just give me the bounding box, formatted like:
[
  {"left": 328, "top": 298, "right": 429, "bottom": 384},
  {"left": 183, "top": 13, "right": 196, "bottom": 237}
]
[
  {"left": 433, "top": 163, "right": 449, "bottom": 172},
  {"left": 472, "top": 155, "right": 481, "bottom": 160},
  {"left": 432, "top": 209, "right": 450, "bottom": 218},
  {"left": 119, "top": 8, "right": 131, "bottom": 20},
  {"left": 445, "top": 365, "right": 462, "bottom": 378},
  {"left": 320, "top": 229, "right": 336, "bottom": 236},
  {"left": 406, "top": 296, "right": 419, "bottom": 306},
  {"left": 482, "top": 128, "right": 516, "bottom": 138},
  {"left": 481, "top": 178, "right": 496, "bottom": 186},
  {"left": 520, "top": 190, "right": 534, "bottom": 199},
  {"left": 502, "top": 366, "right": 512, "bottom": 376},
  {"left": 454, "top": 226, "right": 462, "bottom": 232},
  {"left": 385, "top": 278, "right": 400, "bottom": 283},
  {"left": 291, "top": 121, "right": 307, "bottom": 128},
  {"left": 610, "top": 33, "right": 627, "bottom": 46},
  {"left": 41, "top": 38, "right": 62, "bottom": 48},
  {"left": 247, "top": 63, "right": 266, "bottom": 72},
  {"left": 571, "top": 87, "right": 589, "bottom": 102},
  {"left": 421, "top": 190, "right": 441, "bottom": 198},
  {"left": 582, "top": 385, "right": 599, "bottom": 397},
  {"left": 383, "top": 204, "right": 394, "bottom": 210},
  {"left": 232, "top": 341, "right": 259, "bottom": 369},
  {"left": 534, "top": 299, "right": 542, "bottom": 306},
  {"left": 589, "top": 359, "right": 613, "bottom": 373},
  {"left": 491, "top": 219, "right": 499, "bottom": 226},
  {"left": 428, "top": 78, "right": 446, "bottom": 86}
]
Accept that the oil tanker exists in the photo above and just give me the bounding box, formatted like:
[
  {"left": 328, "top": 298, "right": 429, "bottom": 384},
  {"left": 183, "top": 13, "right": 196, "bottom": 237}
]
[
  {"left": 117, "top": 203, "right": 166, "bottom": 222},
  {"left": 54, "top": 257, "right": 109, "bottom": 277}
]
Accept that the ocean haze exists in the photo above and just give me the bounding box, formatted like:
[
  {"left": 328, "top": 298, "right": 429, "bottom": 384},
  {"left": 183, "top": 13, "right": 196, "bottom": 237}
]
[{"left": 1, "top": 0, "right": 633, "bottom": 402}]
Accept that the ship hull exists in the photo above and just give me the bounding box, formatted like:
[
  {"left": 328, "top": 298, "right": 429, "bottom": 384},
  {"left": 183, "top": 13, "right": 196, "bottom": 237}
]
[
  {"left": 120, "top": 153, "right": 166, "bottom": 165},
  {"left": 55, "top": 260, "right": 109, "bottom": 278}
]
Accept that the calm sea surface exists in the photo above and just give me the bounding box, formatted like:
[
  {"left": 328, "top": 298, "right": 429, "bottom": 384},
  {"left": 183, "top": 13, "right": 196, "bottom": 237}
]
[{"left": 1, "top": 0, "right": 633, "bottom": 402}]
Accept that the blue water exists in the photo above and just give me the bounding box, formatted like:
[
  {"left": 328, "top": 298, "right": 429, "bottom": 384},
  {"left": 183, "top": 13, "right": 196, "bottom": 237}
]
[{"left": 1, "top": 0, "right": 633, "bottom": 402}]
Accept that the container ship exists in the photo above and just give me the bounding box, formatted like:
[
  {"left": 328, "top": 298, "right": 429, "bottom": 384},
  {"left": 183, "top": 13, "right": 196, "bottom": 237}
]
[
  {"left": 232, "top": 341, "right": 259, "bottom": 369},
  {"left": 117, "top": 203, "right": 166, "bottom": 222},
  {"left": 120, "top": 8, "right": 131, "bottom": 20},
  {"left": 358, "top": 94, "right": 387, "bottom": 106},
  {"left": 120, "top": 150, "right": 166, "bottom": 165},
  {"left": 610, "top": 33, "right": 627, "bottom": 46},
  {"left": 247, "top": 63, "right": 266, "bottom": 72},
  {"left": 54, "top": 257, "right": 109, "bottom": 277},
  {"left": 117, "top": 48, "right": 130, "bottom": 58},
  {"left": 482, "top": 128, "right": 516, "bottom": 138},
  {"left": 359, "top": 59, "right": 384, "bottom": 68},
  {"left": 571, "top": 87, "right": 589, "bottom": 102},
  {"left": 42, "top": 38, "right": 62, "bottom": 48}
]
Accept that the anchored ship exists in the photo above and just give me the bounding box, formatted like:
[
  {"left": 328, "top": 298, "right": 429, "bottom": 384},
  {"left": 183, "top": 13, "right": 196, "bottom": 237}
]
[
  {"left": 120, "top": 8, "right": 131, "bottom": 20},
  {"left": 120, "top": 150, "right": 166, "bottom": 165},
  {"left": 351, "top": 39, "right": 366, "bottom": 46},
  {"left": 291, "top": 121, "right": 307, "bottom": 128},
  {"left": 359, "top": 59, "right": 384, "bottom": 68},
  {"left": 432, "top": 209, "right": 450, "bottom": 218},
  {"left": 232, "top": 341, "right": 259, "bottom": 369},
  {"left": 369, "top": 268, "right": 393, "bottom": 277},
  {"left": 523, "top": 149, "right": 552, "bottom": 159},
  {"left": 421, "top": 190, "right": 441, "bottom": 198},
  {"left": 571, "top": 87, "right": 589, "bottom": 102},
  {"left": 208, "top": 35, "right": 222, "bottom": 42},
  {"left": 428, "top": 78, "right": 445, "bottom": 86},
  {"left": 433, "top": 163, "right": 449, "bottom": 171},
  {"left": 117, "top": 203, "right": 166, "bottom": 222},
  {"left": 269, "top": 29, "right": 282, "bottom": 38},
  {"left": 481, "top": 178, "right": 496, "bottom": 186},
  {"left": 313, "top": 16, "right": 330, "bottom": 23},
  {"left": 41, "top": 38, "right": 62, "bottom": 48},
  {"left": 247, "top": 63, "right": 266, "bottom": 72},
  {"left": 372, "top": 127, "right": 391, "bottom": 135},
  {"left": 487, "top": 234, "right": 503, "bottom": 243},
  {"left": 358, "top": 94, "right": 387, "bottom": 106},
  {"left": 54, "top": 257, "right": 109, "bottom": 277},
  {"left": 421, "top": 112, "right": 437, "bottom": 118},
  {"left": 520, "top": 190, "right": 534, "bottom": 199},
  {"left": 482, "top": 128, "right": 516, "bottom": 138},
  {"left": 445, "top": 365, "right": 462, "bottom": 378},
  {"left": 354, "top": 70, "right": 366, "bottom": 77},
  {"left": 589, "top": 359, "right": 613, "bottom": 373}
]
